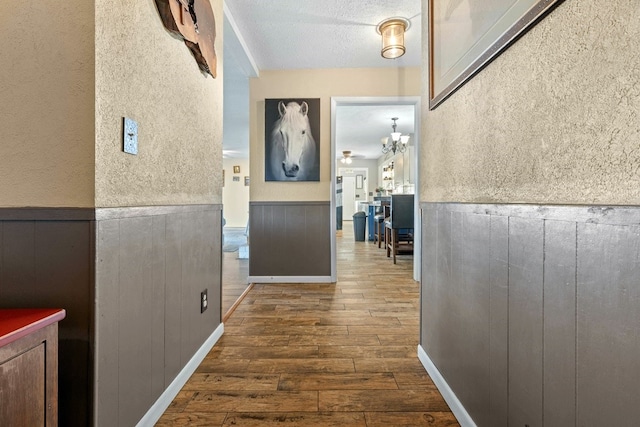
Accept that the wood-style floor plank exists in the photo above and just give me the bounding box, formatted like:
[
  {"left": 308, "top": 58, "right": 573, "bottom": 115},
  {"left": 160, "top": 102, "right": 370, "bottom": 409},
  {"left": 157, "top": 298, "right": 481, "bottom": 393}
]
[
  {"left": 278, "top": 372, "right": 398, "bottom": 391},
  {"left": 222, "top": 412, "right": 367, "bottom": 427},
  {"left": 156, "top": 225, "right": 459, "bottom": 426},
  {"left": 365, "top": 412, "right": 461, "bottom": 427}
]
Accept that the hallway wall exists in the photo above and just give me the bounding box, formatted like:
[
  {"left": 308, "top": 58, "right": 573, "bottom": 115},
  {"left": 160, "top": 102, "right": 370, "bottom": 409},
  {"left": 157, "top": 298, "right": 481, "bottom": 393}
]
[
  {"left": 0, "top": 0, "right": 95, "bottom": 207},
  {"left": 421, "top": 1, "right": 640, "bottom": 204},
  {"left": 248, "top": 68, "right": 419, "bottom": 279},
  {"left": 222, "top": 157, "right": 250, "bottom": 228},
  {"left": 250, "top": 67, "right": 420, "bottom": 203},
  {"left": 419, "top": 2, "right": 640, "bottom": 426},
  {"left": 95, "top": 0, "right": 223, "bottom": 207},
  {"left": 0, "top": 1, "right": 225, "bottom": 425}
]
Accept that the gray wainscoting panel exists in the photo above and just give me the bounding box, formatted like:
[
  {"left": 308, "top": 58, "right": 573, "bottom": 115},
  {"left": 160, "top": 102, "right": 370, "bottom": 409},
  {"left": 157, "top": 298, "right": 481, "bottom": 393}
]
[
  {"left": 422, "top": 208, "right": 495, "bottom": 427},
  {"left": 249, "top": 202, "right": 331, "bottom": 277},
  {"left": 420, "top": 203, "right": 640, "bottom": 427},
  {"left": 0, "top": 219, "right": 93, "bottom": 427},
  {"left": 420, "top": 206, "right": 437, "bottom": 351},
  {"left": 426, "top": 205, "right": 452, "bottom": 365},
  {"left": 117, "top": 217, "right": 155, "bottom": 427},
  {"left": 508, "top": 217, "right": 544, "bottom": 427},
  {"left": 458, "top": 212, "right": 492, "bottom": 427},
  {"left": 0, "top": 205, "right": 223, "bottom": 427},
  {"left": 164, "top": 213, "right": 184, "bottom": 383},
  {"left": 489, "top": 215, "right": 509, "bottom": 427},
  {"left": 577, "top": 222, "right": 640, "bottom": 426},
  {"left": 94, "top": 205, "right": 222, "bottom": 426},
  {"left": 95, "top": 219, "right": 120, "bottom": 427},
  {"left": 150, "top": 216, "right": 167, "bottom": 400},
  {"left": 543, "top": 220, "right": 577, "bottom": 427}
]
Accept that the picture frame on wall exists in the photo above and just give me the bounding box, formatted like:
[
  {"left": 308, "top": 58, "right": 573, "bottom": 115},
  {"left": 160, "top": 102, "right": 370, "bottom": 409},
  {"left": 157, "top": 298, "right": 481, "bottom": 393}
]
[
  {"left": 264, "top": 98, "right": 320, "bottom": 182},
  {"left": 429, "top": 0, "right": 564, "bottom": 109},
  {"left": 233, "top": 165, "right": 240, "bottom": 174},
  {"left": 244, "top": 176, "right": 250, "bottom": 186}
]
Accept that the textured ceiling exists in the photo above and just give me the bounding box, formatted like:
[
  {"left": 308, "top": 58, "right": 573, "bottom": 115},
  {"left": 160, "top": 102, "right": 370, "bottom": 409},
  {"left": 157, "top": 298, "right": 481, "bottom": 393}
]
[
  {"left": 222, "top": 0, "right": 422, "bottom": 159},
  {"left": 224, "top": 0, "right": 422, "bottom": 70}
]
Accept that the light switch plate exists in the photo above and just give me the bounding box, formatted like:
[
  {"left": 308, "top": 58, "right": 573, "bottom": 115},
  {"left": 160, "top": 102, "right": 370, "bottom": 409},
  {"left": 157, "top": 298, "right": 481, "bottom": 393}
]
[{"left": 123, "top": 117, "right": 138, "bottom": 155}]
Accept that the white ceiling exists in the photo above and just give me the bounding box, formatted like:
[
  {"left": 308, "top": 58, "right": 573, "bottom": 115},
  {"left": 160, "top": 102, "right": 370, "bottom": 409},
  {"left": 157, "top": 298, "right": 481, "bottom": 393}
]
[{"left": 222, "top": 0, "right": 422, "bottom": 159}]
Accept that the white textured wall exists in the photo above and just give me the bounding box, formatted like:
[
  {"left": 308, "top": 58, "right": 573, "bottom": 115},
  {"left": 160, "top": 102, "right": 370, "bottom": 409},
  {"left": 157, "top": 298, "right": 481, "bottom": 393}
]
[
  {"left": 250, "top": 68, "right": 420, "bottom": 202},
  {"left": 95, "top": 0, "right": 223, "bottom": 207},
  {"left": 336, "top": 158, "right": 380, "bottom": 198},
  {"left": 0, "top": 1, "right": 95, "bottom": 207},
  {"left": 422, "top": 1, "right": 640, "bottom": 204}
]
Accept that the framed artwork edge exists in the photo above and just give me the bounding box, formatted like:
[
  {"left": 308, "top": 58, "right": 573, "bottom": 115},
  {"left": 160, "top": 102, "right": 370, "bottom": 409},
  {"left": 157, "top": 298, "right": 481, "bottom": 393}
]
[{"left": 428, "top": 0, "right": 565, "bottom": 110}]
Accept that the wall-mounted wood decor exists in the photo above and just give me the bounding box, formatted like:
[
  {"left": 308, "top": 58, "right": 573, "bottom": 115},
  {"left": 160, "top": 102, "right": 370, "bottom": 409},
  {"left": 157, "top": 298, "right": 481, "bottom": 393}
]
[{"left": 155, "top": 0, "right": 217, "bottom": 78}]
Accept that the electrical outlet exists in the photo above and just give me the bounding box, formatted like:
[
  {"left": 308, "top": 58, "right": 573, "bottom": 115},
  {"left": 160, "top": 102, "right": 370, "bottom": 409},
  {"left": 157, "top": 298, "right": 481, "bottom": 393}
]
[{"left": 200, "top": 289, "right": 208, "bottom": 313}]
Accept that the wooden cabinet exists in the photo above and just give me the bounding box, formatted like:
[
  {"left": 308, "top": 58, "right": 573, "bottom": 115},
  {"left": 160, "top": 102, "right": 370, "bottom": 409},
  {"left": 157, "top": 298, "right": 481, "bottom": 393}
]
[{"left": 0, "top": 309, "right": 66, "bottom": 427}]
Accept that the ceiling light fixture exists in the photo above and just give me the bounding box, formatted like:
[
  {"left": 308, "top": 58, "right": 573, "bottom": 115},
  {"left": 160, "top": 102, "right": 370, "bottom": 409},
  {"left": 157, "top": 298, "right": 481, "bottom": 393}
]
[
  {"left": 340, "top": 150, "right": 353, "bottom": 164},
  {"left": 381, "top": 117, "right": 409, "bottom": 155},
  {"left": 376, "top": 17, "right": 410, "bottom": 59}
]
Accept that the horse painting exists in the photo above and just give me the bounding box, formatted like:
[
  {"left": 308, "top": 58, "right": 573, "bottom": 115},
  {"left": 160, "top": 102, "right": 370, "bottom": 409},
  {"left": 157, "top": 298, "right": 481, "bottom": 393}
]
[{"left": 266, "top": 99, "right": 320, "bottom": 181}]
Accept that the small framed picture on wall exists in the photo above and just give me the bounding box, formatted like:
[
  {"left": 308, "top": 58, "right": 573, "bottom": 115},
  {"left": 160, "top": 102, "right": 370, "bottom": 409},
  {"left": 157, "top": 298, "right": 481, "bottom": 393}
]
[{"left": 233, "top": 165, "right": 241, "bottom": 174}]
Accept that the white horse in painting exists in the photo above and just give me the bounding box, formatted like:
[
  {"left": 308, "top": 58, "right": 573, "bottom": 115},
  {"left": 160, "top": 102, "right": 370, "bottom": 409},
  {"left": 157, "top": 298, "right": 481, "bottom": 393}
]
[{"left": 268, "top": 101, "right": 317, "bottom": 181}]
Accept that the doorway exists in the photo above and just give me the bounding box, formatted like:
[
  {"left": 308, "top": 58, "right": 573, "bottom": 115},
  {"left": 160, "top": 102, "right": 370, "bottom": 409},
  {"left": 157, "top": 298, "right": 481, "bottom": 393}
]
[
  {"left": 340, "top": 168, "right": 369, "bottom": 220},
  {"left": 330, "top": 97, "right": 421, "bottom": 282}
]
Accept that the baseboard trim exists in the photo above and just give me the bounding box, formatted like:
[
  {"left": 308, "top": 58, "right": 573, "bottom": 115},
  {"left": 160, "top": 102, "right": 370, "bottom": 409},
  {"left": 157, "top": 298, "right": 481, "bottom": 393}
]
[
  {"left": 417, "top": 345, "right": 476, "bottom": 427},
  {"left": 136, "top": 323, "right": 225, "bottom": 427},
  {"left": 248, "top": 276, "right": 334, "bottom": 284},
  {"left": 223, "top": 283, "right": 254, "bottom": 322}
]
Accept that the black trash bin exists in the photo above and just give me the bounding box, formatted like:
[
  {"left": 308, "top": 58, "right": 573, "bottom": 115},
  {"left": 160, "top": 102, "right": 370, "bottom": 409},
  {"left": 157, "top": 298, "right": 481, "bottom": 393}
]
[{"left": 353, "top": 211, "right": 366, "bottom": 241}]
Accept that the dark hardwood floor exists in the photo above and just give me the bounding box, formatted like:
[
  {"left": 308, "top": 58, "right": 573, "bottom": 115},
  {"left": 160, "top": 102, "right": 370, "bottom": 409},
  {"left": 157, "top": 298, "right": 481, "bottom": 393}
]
[
  {"left": 222, "top": 249, "right": 250, "bottom": 321},
  {"left": 156, "top": 223, "right": 459, "bottom": 426}
]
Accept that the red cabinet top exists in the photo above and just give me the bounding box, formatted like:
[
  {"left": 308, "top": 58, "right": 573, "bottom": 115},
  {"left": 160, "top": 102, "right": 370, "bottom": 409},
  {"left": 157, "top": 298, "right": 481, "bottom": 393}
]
[{"left": 0, "top": 308, "right": 66, "bottom": 348}]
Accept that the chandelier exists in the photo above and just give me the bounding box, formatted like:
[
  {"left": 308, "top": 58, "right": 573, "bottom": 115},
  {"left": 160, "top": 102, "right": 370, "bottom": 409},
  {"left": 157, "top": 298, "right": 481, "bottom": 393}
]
[
  {"left": 381, "top": 117, "right": 409, "bottom": 154},
  {"left": 340, "top": 150, "right": 353, "bottom": 164}
]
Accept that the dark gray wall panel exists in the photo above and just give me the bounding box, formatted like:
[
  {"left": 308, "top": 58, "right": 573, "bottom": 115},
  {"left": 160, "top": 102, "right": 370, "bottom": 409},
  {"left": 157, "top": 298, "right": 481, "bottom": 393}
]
[
  {"left": 577, "top": 222, "right": 640, "bottom": 426},
  {"left": 1, "top": 222, "right": 36, "bottom": 299},
  {"left": 458, "top": 213, "right": 491, "bottom": 427},
  {"left": 421, "top": 203, "right": 640, "bottom": 427},
  {"left": 94, "top": 206, "right": 223, "bottom": 426},
  {"left": 95, "top": 219, "right": 120, "bottom": 427},
  {"left": 489, "top": 215, "right": 508, "bottom": 427},
  {"left": 117, "top": 217, "right": 154, "bottom": 427},
  {"left": 179, "top": 210, "right": 221, "bottom": 365},
  {"left": 1, "top": 220, "right": 92, "bottom": 427},
  {"left": 0, "top": 205, "right": 222, "bottom": 427},
  {"left": 420, "top": 207, "right": 438, "bottom": 349},
  {"left": 543, "top": 220, "right": 577, "bottom": 427},
  {"left": 249, "top": 202, "right": 330, "bottom": 277},
  {"left": 164, "top": 213, "right": 183, "bottom": 384},
  {"left": 151, "top": 216, "right": 167, "bottom": 399},
  {"left": 429, "top": 207, "right": 452, "bottom": 366},
  {"left": 508, "top": 217, "right": 544, "bottom": 427}
]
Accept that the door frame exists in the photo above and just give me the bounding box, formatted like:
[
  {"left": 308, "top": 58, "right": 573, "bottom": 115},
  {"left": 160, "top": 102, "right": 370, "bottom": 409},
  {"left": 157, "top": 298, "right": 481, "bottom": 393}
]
[{"left": 330, "top": 96, "right": 421, "bottom": 281}]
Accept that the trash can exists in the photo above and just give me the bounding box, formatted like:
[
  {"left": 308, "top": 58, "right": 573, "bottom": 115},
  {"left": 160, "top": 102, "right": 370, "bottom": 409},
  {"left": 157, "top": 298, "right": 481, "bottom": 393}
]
[{"left": 353, "top": 211, "right": 366, "bottom": 241}]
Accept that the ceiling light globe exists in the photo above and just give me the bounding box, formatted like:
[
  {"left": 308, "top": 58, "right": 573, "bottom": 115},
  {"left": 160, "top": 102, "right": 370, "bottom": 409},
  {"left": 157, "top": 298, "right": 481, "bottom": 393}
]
[{"left": 377, "top": 18, "right": 410, "bottom": 60}]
